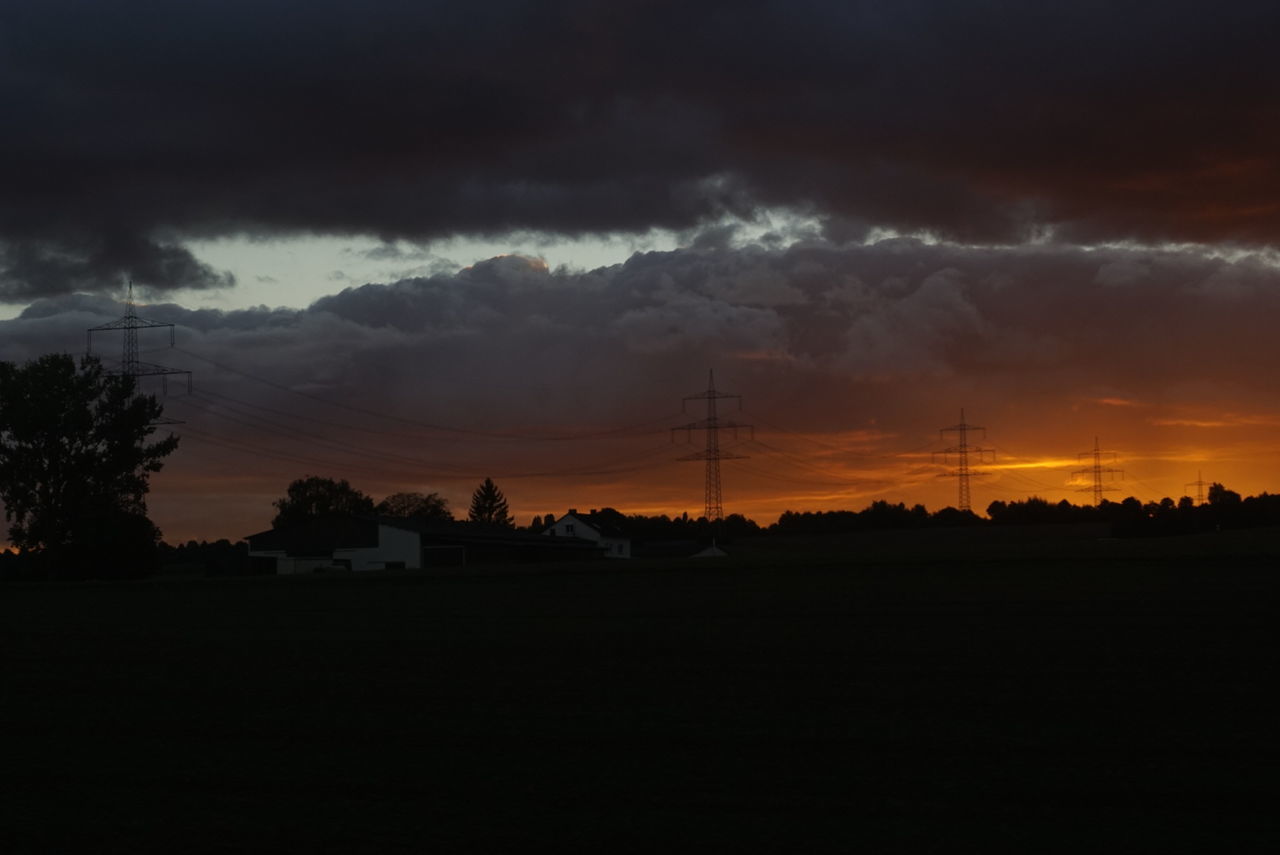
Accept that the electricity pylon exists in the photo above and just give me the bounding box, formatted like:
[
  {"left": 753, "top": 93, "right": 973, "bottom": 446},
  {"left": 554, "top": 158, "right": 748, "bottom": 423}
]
[
  {"left": 1074, "top": 437, "right": 1123, "bottom": 506},
  {"left": 87, "top": 282, "right": 192, "bottom": 423},
  {"left": 87, "top": 282, "right": 192, "bottom": 392},
  {"left": 1186, "top": 470, "right": 1209, "bottom": 505},
  {"left": 673, "top": 370, "right": 752, "bottom": 521},
  {"left": 933, "top": 408, "right": 994, "bottom": 512}
]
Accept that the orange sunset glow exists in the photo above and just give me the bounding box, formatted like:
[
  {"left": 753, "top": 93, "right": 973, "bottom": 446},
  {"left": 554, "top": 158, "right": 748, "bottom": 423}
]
[
  {"left": 4, "top": 2, "right": 1280, "bottom": 545},
  {"left": 141, "top": 360, "right": 1280, "bottom": 542}
]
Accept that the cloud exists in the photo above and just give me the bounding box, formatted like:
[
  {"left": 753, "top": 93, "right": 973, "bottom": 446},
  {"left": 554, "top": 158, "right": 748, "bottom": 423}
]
[
  {"left": 0, "top": 235, "right": 235, "bottom": 301},
  {"left": 3, "top": 0, "right": 1280, "bottom": 303},
  {"left": 7, "top": 236, "right": 1280, "bottom": 423},
  {"left": 354, "top": 244, "right": 439, "bottom": 263}
]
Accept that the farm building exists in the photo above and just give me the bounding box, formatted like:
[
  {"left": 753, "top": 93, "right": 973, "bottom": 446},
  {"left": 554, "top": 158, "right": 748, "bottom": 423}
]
[
  {"left": 246, "top": 515, "right": 604, "bottom": 573},
  {"left": 544, "top": 509, "right": 632, "bottom": 558}
]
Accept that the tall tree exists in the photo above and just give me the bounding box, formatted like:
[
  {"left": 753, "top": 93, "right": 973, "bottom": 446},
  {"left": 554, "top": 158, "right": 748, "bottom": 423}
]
[
  {"left": 376, "top": 491, "right": 453, "bottom": 522},
  {"left": 272, "top": 476, "right": 375, "bottom": 528},
  {"left": 1208, "top": 482, "right": 1242, "bottom": 507},
  {"left": 468, "top": 477, "right": 514, "bottom": 527},
  {"left": 0, "top": 354, "right": 177, "bottom": 569}
]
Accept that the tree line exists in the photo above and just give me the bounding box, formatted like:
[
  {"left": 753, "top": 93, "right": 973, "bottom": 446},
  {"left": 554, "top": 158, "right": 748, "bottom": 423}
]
[
  {"left": 771, "top": 502, "right": 981, "bottom": 535},
  {"left": 5, "top": 352, "right": 1280, "bottom": 581},
  {"left": 269, "top": 474, "right": 513, "bottom": 528},
  {"left": 987, "top": 485, "right": 1280, "bottom": 535}
]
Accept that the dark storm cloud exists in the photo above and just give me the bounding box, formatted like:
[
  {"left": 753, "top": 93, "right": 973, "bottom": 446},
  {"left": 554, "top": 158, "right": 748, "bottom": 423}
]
[
  {"left": 8, "top": 237, "right": 1279, "bottom": 433},
  {"left": 2, "top": 1, "right": 1278, "bottom": 297},
  {"left": 0, "top": 234, "right": 234, "bottom": 300}
]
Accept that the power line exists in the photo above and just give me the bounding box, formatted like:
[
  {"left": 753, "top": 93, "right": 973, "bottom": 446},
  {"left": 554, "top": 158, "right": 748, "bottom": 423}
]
[
  {"left": 1125, "top": 474, "right": 1169, "bottom": 499},
  {"left": 743, "top": 437, "right": 850, "bottom": 474},
  {"left": 994, "top": 468, "right": 1072, "bottom": 493},
  {"left": 169, "top": 397, "right": 481, "bottom": 476},
  {"left": 739, "top": 409, "right": 943, "bottom": 460},
  {"left": 192, "top": 389, "right": 681, "bottom": 460},
  {"left": 172, "top": 395, "right": 681, "bottom": 483},
  {"left": 172, "top": 346, "right": 677, "bottom": 442},
  {"left": 1186, "top": 470, "right": 1209, "bottom": 505},
  {"left": 739, "top": 410, "right": 879, "bottom": 457},
  {"left": 729, "top": 457, "right": 870, "bottom": 489}
]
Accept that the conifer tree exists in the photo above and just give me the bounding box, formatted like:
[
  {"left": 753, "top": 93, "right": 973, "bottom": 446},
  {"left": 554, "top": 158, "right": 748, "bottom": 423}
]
[{"left": 468, "top": 477, "right": 514, "bottom": 527}]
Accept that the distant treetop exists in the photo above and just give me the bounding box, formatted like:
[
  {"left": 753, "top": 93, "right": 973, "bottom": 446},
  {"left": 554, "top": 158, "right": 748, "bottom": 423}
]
[
  {"left": 272, "top": 476, "right": 375, "bottom": 528},
  {"left": 377, "top": 491, "right": 453, "bottom": 522}
]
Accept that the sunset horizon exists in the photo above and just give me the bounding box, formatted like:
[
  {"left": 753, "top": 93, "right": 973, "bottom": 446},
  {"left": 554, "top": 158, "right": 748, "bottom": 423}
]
[{"left": 4, "top": 2, "right": 1280, "bottom": 543}]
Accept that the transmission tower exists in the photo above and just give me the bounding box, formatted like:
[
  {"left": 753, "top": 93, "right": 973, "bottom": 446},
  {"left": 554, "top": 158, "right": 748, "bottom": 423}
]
[
  {"left": 1074, "top": 437, "right": 1124, "bottom": 506},
  {"left": 1186, "top": 470, "right": 1208, "bottom": 505},
  {"left": 87, "top": 282, "right": 192, "bottom": 421},
  {"left": 932, "top": 408, "right": 994, "bottom": 512},
  {"left": 672, "top": 370, "right": 752, "bottom": 521}
]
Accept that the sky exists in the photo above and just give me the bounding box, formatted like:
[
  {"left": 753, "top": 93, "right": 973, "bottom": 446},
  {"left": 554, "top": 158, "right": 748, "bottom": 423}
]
[{"left": 3, "top": 1, "right": 1280, "bottom": 542}]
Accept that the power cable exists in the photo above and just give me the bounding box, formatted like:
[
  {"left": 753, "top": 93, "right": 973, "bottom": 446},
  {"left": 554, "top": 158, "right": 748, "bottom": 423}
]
[{"left": 172, "top": 346, "right": 681, "bottom": 441}]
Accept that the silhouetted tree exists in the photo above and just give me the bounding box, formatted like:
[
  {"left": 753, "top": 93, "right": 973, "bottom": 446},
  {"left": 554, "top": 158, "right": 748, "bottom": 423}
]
[
  {"left": 61, "top": 509, "right": 162, "bottom": 579},
  {"left": 719, "top": 513, "right": 761, "bottom": 537},
  {"left": 771, "top": 499, "right": 955, "bottom": 535},
  {"left": 0, "top": 354, "right": 177, "bottom": 576},
  {"left": 376, "top": 491, "right": 453, "bottom": 522},
  {"left": 931, "top": 506, "right": 983, "bottom": 527},
  {"left": 529, "top": 514, "right": 544, "bottom": 531},
  {"left": 272, "top": 476, "right": 375, "bottom": 528},
  {"left": 987, "top": 496, "right": 1103, "bottom": 525},
  {"left": 156, "top": 538, "right": 251, "bottom": 577},
  {"left": 1208, "top": 482, "right": 1241, "bottom": 507},
  {"left": 468, "top": 477, "right": 514, "bottom": 527}
]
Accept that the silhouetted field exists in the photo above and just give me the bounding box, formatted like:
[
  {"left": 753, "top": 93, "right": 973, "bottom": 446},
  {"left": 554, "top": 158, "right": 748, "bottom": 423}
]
[{"left": 3, "top": 527, "right": 1276, "bottom": 852}]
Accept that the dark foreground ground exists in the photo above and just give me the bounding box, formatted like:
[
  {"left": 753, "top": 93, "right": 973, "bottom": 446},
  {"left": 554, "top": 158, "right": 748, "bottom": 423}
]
[{"left": 2, "top": 526, "right": 1276, "bottom": 852}]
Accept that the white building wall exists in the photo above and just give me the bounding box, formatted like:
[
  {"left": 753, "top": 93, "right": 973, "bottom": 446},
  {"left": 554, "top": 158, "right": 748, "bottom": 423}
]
[
  {"left": 251, "top": 524, "right": 422, "bottom": 573},
  {"left": 544, "top": 514, "right": 630, "bottom": 558},
  {"left": 599, "top": 537, "right": 631, "bottom": 559},
  {"left": 335, "top": 524, "right": 421, "bottom": 571},
  {"left": 545, "top": 514, "right": 602, "bottom": 545}
]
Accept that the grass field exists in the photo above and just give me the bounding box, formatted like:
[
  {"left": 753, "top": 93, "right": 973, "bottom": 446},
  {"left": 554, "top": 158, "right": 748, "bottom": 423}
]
[{"left": 3, "top": 526, "right": 1276, "bottom": 852}]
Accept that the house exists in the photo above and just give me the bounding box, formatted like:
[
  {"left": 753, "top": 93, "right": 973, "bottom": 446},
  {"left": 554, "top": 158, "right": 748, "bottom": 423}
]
[
  {"left": 543, "top": 509, "right": 632, "bottom": 558},
  {"left": 246, "top": 515, "right": 604, "bottom": 574}
]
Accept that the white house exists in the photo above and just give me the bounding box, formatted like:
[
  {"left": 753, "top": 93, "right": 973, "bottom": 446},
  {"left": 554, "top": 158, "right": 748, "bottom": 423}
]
[{"left": 544, "top": 509, "right": 631, "bottom": 558}]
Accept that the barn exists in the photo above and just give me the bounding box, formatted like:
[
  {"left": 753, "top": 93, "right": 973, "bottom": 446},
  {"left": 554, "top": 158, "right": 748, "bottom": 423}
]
[{"left": 247, "top": 515, "right": 604, "bottom": 573}]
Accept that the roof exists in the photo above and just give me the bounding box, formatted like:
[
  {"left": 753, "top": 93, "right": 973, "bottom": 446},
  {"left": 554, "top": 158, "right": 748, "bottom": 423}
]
[
  {"left": 551, "top": 510, "right": 629, "bottom": 540},
  {"left": 245, "top": 516, "right": 379, "bottom": 556}
]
